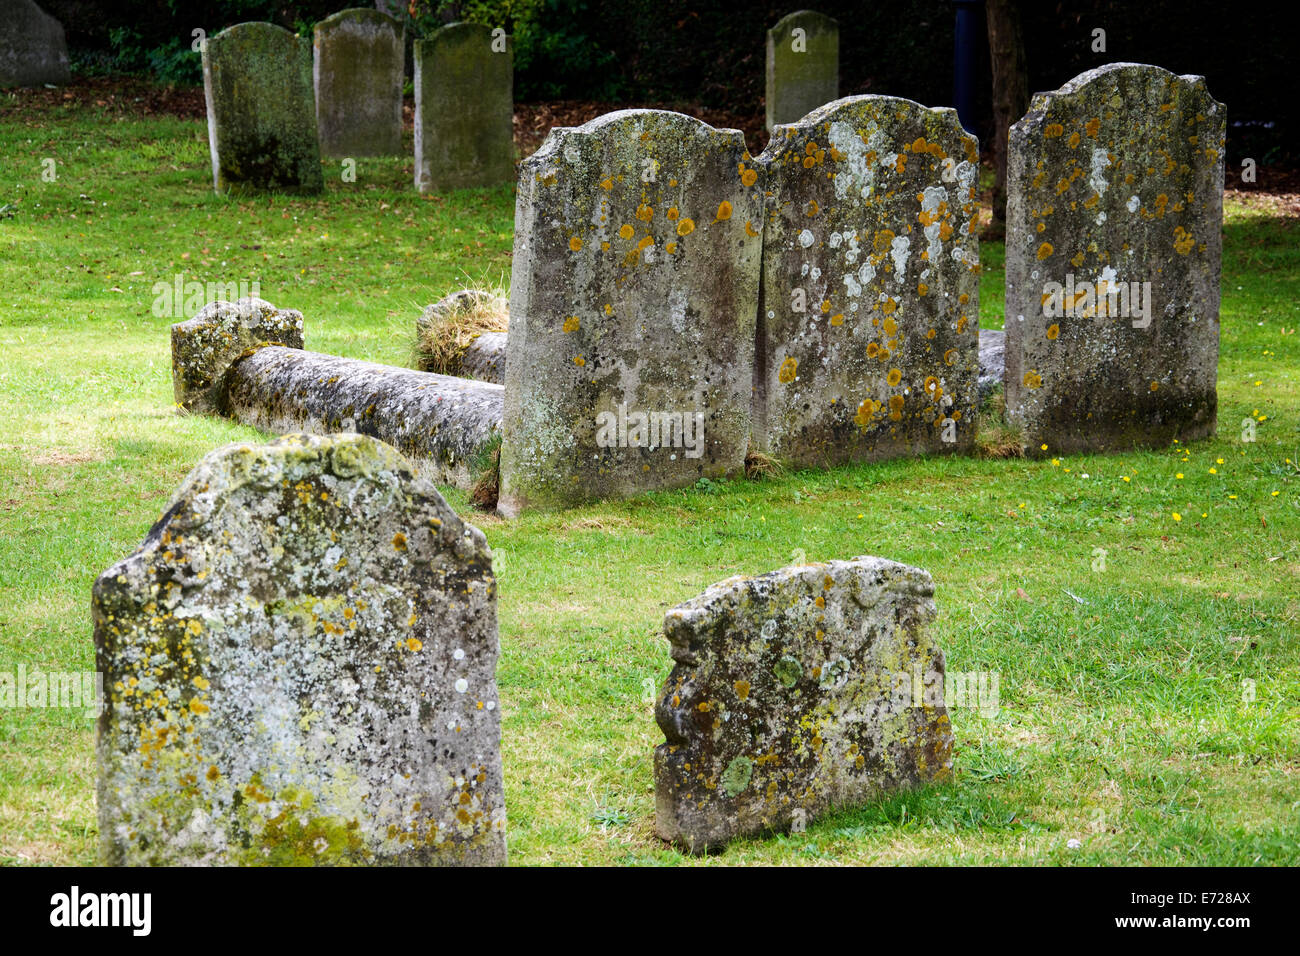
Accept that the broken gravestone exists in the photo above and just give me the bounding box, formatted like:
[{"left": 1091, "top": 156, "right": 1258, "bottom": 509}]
[
  {"left": 753, "top": 95, "right": 981, "bottom": 468},
  {"left": 202, "top": 22, "right": 324, "bottom": 194},
  {"left": 654, "top": 556, "right": 953, "bottom": 853},
  {"left": 497, "top": 109, "right": 765, "bottom": 515},
  {"left": 414, "top": 22, "right": 514, "bottom": 191},
  {"left": 765, "top": 10, "right": 838, "bottom": 132},
  {"left": 314, "top": 8, "right": 405, "bottom": 158},
  {"left": 0, "top": 0, "right": 70, "bottom": 87},
  {"left": 171, "top": 298, "right": 304, "bottom": 414},
  {"left": 1004, "top": 63, "right": 1225, "bottom": 456},
  {"left": 93, "top": 433, "right": 507, "bottom": 865}
]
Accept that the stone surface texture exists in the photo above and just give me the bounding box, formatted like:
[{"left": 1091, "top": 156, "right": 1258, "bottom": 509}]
[
  {"left": 1004, "top": 63, "right": 1224, "bottom": 456},
  {"left": 654, "top": 556, "right": 953, "bottom": 853},
  {"left": 753, "top": 95, "right": 981, "bottom": 467},
  {"left": 171, "top": 298, "right": 304, "bottom": 414},
  {"left": 94, "top": 433, "right": 506, "bottom": 865}
]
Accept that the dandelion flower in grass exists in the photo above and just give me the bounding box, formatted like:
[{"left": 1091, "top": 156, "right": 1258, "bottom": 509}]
[
  {"left": 1040, "top": 444, "right": 1048, "bottom": 451},
  {"left": 1217, "top": 458, "right": 1225, "bottom": 464},
  {"left": 1258, "top": 415, "right": 1268, "bottom": 422},
  {"left": 1051, "top": 458, "right": 1060, "bottom": 467},
  {"left": 1209, "top": 468, "right": 1217, "bottom": 474},
  {"left": 1272, "top": 491, "right": 1281, "bottom": 497},
  {"left": 1201, "top": 513, "right": 1207, "bottom": 518},
  {"left": 1172, "top": 512, "right": 1182, "bottom": 521},
  {"left": 1229, "top": 494, "right": 1237, "bottom": 499},
  {"left": 857, "top": 513, "right": 864, "bottom": 519},
  {"left": 1122, "top": 476, "right": 1130, "bottom": 483}
]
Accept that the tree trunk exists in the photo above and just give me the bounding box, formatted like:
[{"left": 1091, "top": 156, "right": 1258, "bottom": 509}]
[{"left": 986, "top": 0, "right": 1028, "bottom": 239}]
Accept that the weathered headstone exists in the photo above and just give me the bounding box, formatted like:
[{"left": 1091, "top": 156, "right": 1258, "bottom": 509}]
[
  {"left": 654, "top": 556, "right": 953, "bottom": 853},
  {"left": 201, "top": 22, "right": 324, "bottom": 195},
  {"left": 414, "top": 22, "right": 514, "bottom": 191},
  {"left": 94, "top": 433, "right": 507, "bottom": 865},
  {"left": 171, "top": 297, "right": 304, "bottom": 414},
  {"left": 314, "top": 8, "right": 405, "bottom": 158},
  {"left": 753, "top": 95, "right": 981, "bottom": 468},
  {"left": 765, "top": 10, "right": 838, "bottom": 133},
  {"left": 497, "top": 109, "right": 765, "bottom": 516},
  {"left": 0, "top": 0, "right": 69, "bottom": 87},
  {"left": 1004, "top": 63, "right": 1225, "bottom": 455}
]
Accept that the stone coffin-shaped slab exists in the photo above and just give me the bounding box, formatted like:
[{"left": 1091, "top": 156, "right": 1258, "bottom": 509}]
[
  {"left": 654, "top": 556, "right": 953, "bottom": 853},
  {"left": 94, "top": 433, "right": 506, "bottom": 865},
  {"left": 498, "top": 109, "right": 765, "bottom": 515},
  {"left": 414, "top": 22, "right": 514, "bottom": 191},
  {"left": 0, "top": 0, "right": 70, "bottom": 87},
  {"left": 1004, "top": 63, "right": 1225, "bottom": 456},
  {"left": 171, "top": 298, "right": 304, "bottom": 414},
  {"left": 765, "top": 10, "right": 838, "bottom": 132},
  {"left": 202, "top": 22, "right": 324, "bottom": 194},
  {"left": 753, "top": 96, "right": 981, "bottom": 468},
  {"left": 314, "top": 8, "right": 405, "bottom": 158}
]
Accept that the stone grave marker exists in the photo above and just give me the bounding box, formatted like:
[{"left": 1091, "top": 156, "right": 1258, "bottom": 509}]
[
  {"left": 314, "top": 8, "right": 405, "bottom": 158},
  {"left": 765, "top": 10, "right": 838, "bottom": 132}
]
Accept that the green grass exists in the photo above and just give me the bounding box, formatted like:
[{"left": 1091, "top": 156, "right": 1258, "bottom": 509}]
[{"left": 1, "top": 92, "right": 1297, "bottom": 866}]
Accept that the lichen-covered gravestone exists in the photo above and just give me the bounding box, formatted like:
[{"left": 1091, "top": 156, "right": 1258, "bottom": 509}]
[
  {"left": 497, "top": 109, "right": 765, "bottom": 516},
  {"left": 93, "top": 433, "right": 507, "bottom": 865},
  {"left": 170, "top": 298, "right": 304, "bottom": 414},
  {"left": 0, "top": 0, "right": 70, "bottom": 87},
  {"left": 654, "top": 556, "right": 953, "bottom": 853},
  {"left": 753, "top": 96, "right": 981, "bottom": 468},
  {"left": 201, "top": 22, "right": 324, "bottom": 194},
  {"left": 313, "top": 8, "right": 404, "bottom": 158},
  {"left": 765, "top": 10, "right": 838, "bottom": 132},
  {"left": 1004, "top": 63, "right": 1225, "bottom": 456},
  {"left": 414, "top": 22, "right": 514, "bottom": 191}
]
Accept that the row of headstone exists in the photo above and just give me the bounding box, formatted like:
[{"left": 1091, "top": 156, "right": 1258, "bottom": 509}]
[
  {"left": 203, "top": 15, "right": 514, "bottom": 195},
  {"left": 497, "top": 96, "right": 981, "bottom": 515},
  {"left": 95, "top": 429, "right": 949, "bottom": 861},
  {"left": 0, "top": 0, "right": 69, "bottom": 87}
]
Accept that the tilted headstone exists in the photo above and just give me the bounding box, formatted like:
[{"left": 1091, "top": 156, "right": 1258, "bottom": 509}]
[
  {"left": 171, "top": 298, "right": 304, "bottom": 415},
  {"left": 765, "top": 10, "right": 838, "bottom": 133},
  {"left": 314, "top": 8, "right": 405, "bottom": 158},
  {"left": 753, "top": 95, "right": 981, "bottom": 467},
  {"left": 201, "top": 22, "right": 324, "bottom": 195},
  {"left": 654, "top": 556, "right": 953, "bottom": 853},
  {"left": 497, "top": 109, "right": 765, "bottom": 516},
  {"left": 414, "top": 22, "right": 514, "bottom": 191},
  {"left": 94, "top": 433, "right": 507, "bottom": 865},
  {"left": 1004, "top": 63, "right": 1225, "bottom": 455},
  {"left": 0, "top": 0, "right": 70, "bottom": 87}
]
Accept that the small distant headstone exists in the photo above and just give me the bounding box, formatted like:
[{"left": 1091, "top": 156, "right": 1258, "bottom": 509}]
[
  {"left": 314, "top": 8, "right": 405, "bottom": 158},
  {"left": 0, "top": 0, "right": 70, "bottom": 88},
  {"left": 497, "top": 109, "right": 765, "bottom": 515},
  {"left": 765, "top": 10, "right": 839, "bottom": 132},
  {"left": 94, "top": 433, "right": 507, "bottom": 865},
  {"left": 202, "top": 22, "right": 324, "bottom": 194},
  {"left": 753, "top": 95, "right": 981, "bottom": 467},
  {"left": 414, "top": 22, "right": 514, "bottom": 191},
  {"left": 170, "top": 298, "right": 304, "bottom": 414},
  {"left": 654, "top": 556, "right": 953, "bottom": 853},
  {"left": 1004, "top": 63, "right": 1225, "bottom": 455}
]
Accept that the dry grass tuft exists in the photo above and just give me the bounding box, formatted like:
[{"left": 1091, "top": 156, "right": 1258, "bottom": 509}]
[{"left": 414, "top": 289, "right": 509, "bottom": 375}]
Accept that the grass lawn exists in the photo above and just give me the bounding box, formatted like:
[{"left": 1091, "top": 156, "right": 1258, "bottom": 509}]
[{"left": 0, "top": 92, "right": 1296, "bottom": 866}]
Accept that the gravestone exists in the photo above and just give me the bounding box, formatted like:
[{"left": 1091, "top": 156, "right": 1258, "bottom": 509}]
[
  {"left": 314, "top": 8, "right": 404, "bottom": 158},
  {"left": 1004, "top": 63, "right": 1224, "bottom": 456},
  {"left": 0, "top": 0, "right": 70, "bottom": 87},
  {"left": 753, "top": 95, "right": 981, "bottom": 468},
  {"left": 171, "top": 297, "right": 304, "bottom": 415},
  {"left": 497, "top": 109, "right": 765, "bottom": 516},
  {"left": 654, "top": 556, "right": 953, "bottom": 853},
  {"left": 765, "top": 10, "right": 838, "bottom": 132},
  {"left": 414, "top": 22, "right": 514, "bottom": 191},
  {"left": 94, "top": 433, "right": 507, "bottom": 866},
  {"left": 201, "top": 22, "right": 324, "bottom": 195}
]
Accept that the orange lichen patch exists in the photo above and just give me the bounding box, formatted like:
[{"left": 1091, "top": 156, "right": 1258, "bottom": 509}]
[
  {"left": 886, "top": 368, "right": 902, "bottom": 387},
  {"left": 1044, "top": 123, "right": 1064, "bottom": 138},
  {"left": 923, "top": 376, "right": 941, "bottom": 401},
  {"left": 943, "top": 348, "right": 957, "bottom": 365},
  {"left": 883, "top": 316, "right": 898, "bottom": 335},
  {"left": 1067, "top": 132, "right": 1081, "bottom": 148},
  {"left": 958, "top": 292, "right": 969, "bottom": 305},
  {"left": 563, "top": 315, "right": 580, "bottom": 333},
  {"left": 830, "top": 313, "right": 844, "bottom": 326},
  {"left": 873, "top": 229, "right": 896, "bottom": 254},
  {"left": 917, "top": 282, "right": 928, "bottom": 296},
  {"left": 854, "top": 399, "right": 879, "bottom": 429},
  {"left": 1173, "top": 226, "right": 1195, "bottom": 254},
  {"left": 600, "top": 241, "right": 610, "bottom": 251},
  {"left": 1070, "top": 251, "right": 1086, "bottom": 268},
  {"left": 665, "top": 241, "right": 678, "bottom": 254},
  {"left": 392, "top": 532, "right": 408, "bottom": 551},
  {"left": 894, "top": 154, "right": 907, "bottom": 173},
  {"left": 618, "top": 224, "right": 634, "bottom": 240},
  {"left": 1046, "top": 323, "right": 1062, "bottom": 341},
  {"left": 635, "top": 203, "right": 654, "bottom": 221},
  {"left": 676, "top": 218, "right": 696, "bottom": 236},
  {"left": 599, "top": 177, "right": 613, "bottom": 190},
  {"left": 778, "top": 356, "right": 798, "bottom": 383},
  {"left": 568, "top": 236, "right": 583, "bottom": 252},
  {"left": 573, "top": 355, "right": 586, "bottom": 367},
  {"left": 716, "top": 200, "right": 733, "bottom": 221},
  {"left": 865, "top": 342, "right": 880, "bottom": 358},
  {"left": 636, "top": 235, "right": 654, "bottom": 252},
  {"left": 956, "top": 315, "right": 969, "bottom": 334},
  {"left": 815, "top": 595, "right": 826, "bottom": 608},
  {"left": 745, "top": 220, "right": 760, "bottom": 237},
  {"left": 1036, "top": 241, "right": 1054, "bottom": 260},
  {"left": 740, "top": 164, "right": 758, "bottom": 187},
  {"left": 820, "top": 299, "right": 831, "bottom": 314},
  {"left": 189, "top": 697, "right": 209, "bottom": 715},
  {"left": 666, "top": 206, "right": 680, "bottom": 220},
  {"left": 734, "top": 680, "right": 751, "bottom": 700},
  {"left": 926, "top": 328, "right": 937, "bottom": 339},
  {"left": 1085, "top": 117, "right": 1101, "bottom": 137},
  {"left": 1023, "top": 370, "right": 1043, "bottom": 389},
  {"left": 1150, "top": 381, "right": 1160, "bottom": 391}
]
